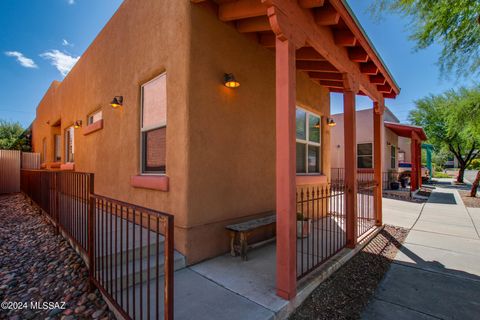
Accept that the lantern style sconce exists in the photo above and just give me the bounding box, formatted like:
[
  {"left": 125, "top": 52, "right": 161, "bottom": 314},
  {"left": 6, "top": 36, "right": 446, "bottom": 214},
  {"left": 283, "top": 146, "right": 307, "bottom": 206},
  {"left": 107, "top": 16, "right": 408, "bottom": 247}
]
[
  {"left": 224, "top": 73, "right": 240, "bottom": 88},
  {"left": 110, "top": 96, "right": 123, "bottom": 108},
  {"left": 74, "top": 120, "right": 82, "bottom": 129},
  {"left": 327, "top": 118, "right": 336, "bottom": 127}
]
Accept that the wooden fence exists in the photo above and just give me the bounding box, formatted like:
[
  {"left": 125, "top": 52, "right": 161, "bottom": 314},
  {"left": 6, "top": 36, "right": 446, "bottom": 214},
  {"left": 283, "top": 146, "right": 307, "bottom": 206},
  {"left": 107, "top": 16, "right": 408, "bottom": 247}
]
[{"left": 0, "top": 150, "right": 41, "bottom": 194}]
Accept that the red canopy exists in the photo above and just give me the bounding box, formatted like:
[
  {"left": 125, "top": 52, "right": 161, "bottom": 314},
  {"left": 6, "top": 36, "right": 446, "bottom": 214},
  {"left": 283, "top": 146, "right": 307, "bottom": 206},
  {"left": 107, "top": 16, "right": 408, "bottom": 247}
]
[{"left": 384, "top": 121, "right": 427, "bottom": 141}]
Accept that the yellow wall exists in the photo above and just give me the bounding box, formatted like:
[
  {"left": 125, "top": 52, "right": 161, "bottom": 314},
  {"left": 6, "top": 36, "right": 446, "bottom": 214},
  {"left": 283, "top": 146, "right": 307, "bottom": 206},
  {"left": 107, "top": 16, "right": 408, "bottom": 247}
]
[{"left": 32, "top": 1, "right": 332, "bottom": 264}]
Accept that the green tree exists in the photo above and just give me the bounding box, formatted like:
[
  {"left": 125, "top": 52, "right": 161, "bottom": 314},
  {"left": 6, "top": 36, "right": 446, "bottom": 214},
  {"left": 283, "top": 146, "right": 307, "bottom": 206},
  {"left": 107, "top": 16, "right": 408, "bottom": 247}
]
[
  {"left": 371, "top": 0, "right": 480, "bottom": 77},
  {"left": 0, "top": 120, "right": 31, "bottom": 151},
  {"left": 408, "top": 86, "right": 480, "bottom": 186}
]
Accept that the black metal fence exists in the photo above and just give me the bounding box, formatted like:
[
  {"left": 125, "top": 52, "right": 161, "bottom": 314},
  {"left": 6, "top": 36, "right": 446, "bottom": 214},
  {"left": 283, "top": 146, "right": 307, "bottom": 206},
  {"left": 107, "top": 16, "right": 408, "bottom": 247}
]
[
  {"left": 20, "top": 169, "right": 174, "bottom": 320},
  {"left": 296, "top": 183, "right": 346, "bottom": 279}
]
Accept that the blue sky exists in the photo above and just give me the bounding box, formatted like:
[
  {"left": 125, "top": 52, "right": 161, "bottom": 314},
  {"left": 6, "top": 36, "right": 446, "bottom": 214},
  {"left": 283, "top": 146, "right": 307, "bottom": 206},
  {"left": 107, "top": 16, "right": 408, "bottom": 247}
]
[{"left": 0, "top": 0, "right": 478, "bottom": 127}]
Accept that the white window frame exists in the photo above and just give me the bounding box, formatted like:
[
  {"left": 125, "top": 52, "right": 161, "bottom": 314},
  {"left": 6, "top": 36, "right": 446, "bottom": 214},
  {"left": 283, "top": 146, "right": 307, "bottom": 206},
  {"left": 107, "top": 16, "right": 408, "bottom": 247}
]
[
  {"left": 357, "top": 142, "right": 373, "bottom": 169},
  {"left": 140, "top": 72, "right": 167, "bottom": 175},
  {"left": 87, "top": 109, "right": 103, "bottom": 125},
  {"left": 296, "top": 106, "right": 322, "bottom": 175}
]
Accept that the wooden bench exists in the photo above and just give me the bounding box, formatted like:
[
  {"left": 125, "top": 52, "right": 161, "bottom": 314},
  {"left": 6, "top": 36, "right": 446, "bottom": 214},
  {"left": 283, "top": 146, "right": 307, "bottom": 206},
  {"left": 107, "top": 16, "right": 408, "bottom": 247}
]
[{"left": 226, "top": 213, "right": 276, "bottom": 261}]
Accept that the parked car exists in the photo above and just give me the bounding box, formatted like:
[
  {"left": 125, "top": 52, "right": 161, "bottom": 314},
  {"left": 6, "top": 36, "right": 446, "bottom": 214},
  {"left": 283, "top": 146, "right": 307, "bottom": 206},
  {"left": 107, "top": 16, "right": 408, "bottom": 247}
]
[{"left": 398, "top": 162, "right": 430, "bottom": 183}]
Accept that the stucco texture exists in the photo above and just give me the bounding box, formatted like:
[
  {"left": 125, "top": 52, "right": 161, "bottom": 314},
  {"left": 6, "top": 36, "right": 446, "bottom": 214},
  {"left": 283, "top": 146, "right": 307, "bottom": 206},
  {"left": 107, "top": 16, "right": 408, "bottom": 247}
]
[{"left": 32, "top": 1, "right": 332, "bottom": 264}]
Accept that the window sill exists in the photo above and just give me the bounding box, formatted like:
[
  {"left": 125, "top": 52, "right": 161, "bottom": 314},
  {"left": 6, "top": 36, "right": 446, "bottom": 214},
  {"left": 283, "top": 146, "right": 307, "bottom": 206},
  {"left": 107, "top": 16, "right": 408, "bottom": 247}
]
[
  {"left": 83, "top": 119, "right": 103, "bottom": 136},
  {"left": 296, "top": 175, "right": 327, "bottom": 185},
  {"left": 60, "top": 163, "right": 75, "bottom": 171},
  {"left": 131, "top": 175, "right": 169, "bottom": 192}
]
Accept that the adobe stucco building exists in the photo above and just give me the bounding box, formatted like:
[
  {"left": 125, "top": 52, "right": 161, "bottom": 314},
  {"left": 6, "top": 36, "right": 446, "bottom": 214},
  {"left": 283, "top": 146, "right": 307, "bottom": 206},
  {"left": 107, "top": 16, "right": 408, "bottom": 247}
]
[{"left": 31, "top": 0, "right": 400, "bottom": 299}]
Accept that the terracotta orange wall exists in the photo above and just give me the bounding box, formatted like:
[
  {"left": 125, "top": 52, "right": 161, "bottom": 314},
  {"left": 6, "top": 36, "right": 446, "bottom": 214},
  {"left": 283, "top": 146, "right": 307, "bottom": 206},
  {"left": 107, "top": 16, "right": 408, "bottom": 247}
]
[
  {"left": 32, "top": 0, "right": 192, "bottom": 254},
  {"left": 32, "top": 1, "right": 332, "bottom": 265},
  {"left": 184, "top": 5, "right": 331, "bottom": 263}
]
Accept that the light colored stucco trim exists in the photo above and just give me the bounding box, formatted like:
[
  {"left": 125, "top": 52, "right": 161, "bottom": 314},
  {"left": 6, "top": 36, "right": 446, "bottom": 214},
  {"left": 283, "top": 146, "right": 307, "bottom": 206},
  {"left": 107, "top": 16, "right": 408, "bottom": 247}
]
[{"left": 130, "top": 175, "right": 169, "bottom": 192}]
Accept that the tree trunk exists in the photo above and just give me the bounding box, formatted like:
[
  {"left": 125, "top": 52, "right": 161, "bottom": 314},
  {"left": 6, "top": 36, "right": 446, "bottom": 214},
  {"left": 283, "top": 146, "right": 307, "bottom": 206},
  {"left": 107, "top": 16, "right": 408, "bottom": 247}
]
[
  {"left": 470, "top": 170, "right": 480, "bottom": 197},
  {"left": 457, "top": 166, "right": 465, "bottom": 183}
]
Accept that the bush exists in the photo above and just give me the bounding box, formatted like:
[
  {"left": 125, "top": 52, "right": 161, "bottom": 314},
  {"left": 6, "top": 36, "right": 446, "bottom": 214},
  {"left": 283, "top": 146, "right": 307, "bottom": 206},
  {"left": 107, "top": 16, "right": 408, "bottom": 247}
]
[
  {"left": 467, "top": 159, "right": 480, "bottom": 170},
  {"left": 434, "top": 172, "right": 450, "bottom": 178}
]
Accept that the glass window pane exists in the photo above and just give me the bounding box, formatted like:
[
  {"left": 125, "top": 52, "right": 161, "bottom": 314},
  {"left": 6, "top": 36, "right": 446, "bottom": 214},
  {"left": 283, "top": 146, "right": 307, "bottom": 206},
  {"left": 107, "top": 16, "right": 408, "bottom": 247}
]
[
  {"left": 143, "top": 127, "right": 166, "bottom": 172},
  {"left": 308, "top": 145, "right": 320, "bottom": 173},
  {"left": 142, "top": 74, "right": 167, "bottom": 129},
  {"left": 358, "top": 156, "right": 373, "bottom": 169},
  {"left": 308, "top": 115, "right": 320, "bottom": 143},
  {"left": 296, "top": 109, "right": 306, "bottom": 140},
  {"left": 296, "top": 143, "right": 306, "bottom": 173},
  {"left": 357, "top": 143, "right": 372, "bottom": 156}
]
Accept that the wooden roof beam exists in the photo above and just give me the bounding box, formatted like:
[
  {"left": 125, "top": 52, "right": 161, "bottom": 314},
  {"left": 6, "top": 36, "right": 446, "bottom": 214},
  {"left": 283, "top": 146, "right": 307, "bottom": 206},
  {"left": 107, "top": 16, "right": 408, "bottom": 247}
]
[
  {"left": 377, "top": 84, "right": 392, "bottom": 93},
  {"left": 219, "top": 0, "right": 267, "bottom": 22},
  {"left": 360, "top": 62, "right": 378, "bottom": 75},
  {"left": 383, "top": 92, "right": 397, "bottom": 99},
  {"left": 314, "top": 6, "right": 340, "bottom": 26},
  {"left": 370, "top": 75, "right": 386, "bottom": 85},
  {"left": 319, "top": 80, "right": 344, "bottom": 88},
  {"left": 308, "top": 72, "right": 342, "bottom": 81},
  {"left": 299, "top": 0, "right": 325, "bottom": 8},
  {"left": 296, "top": 47, "right": 325, "bottom": 60},
  {"left": 296, "top": 61, "right": 338, "bottom": 72},
  {"left": 237, "top": 16, "right": 271, "bottom": 33},
  {"left": 334, "top": 29, "right": 357, "bottom": 47},
  {"left": 348, "top": 47, "right": 369, "bottom": 62}
]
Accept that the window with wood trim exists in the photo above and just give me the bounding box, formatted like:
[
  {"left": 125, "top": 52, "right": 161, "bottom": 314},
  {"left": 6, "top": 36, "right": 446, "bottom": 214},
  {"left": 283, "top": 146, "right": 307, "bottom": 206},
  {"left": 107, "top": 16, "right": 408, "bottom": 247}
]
[
  {"left": 65, "top": 126, "right": 74, "bottom": 163},
  {"left": 54, "top": 135, "right": 61, "bottom": 162},
  {"left": 296, "top": 107, "right": 321, "bottom": 174},
  {"left": 357, "top": 143, "right": 373, "bottom": 169},
  {"left": 141, "top": 73, "right": 167, "bottom": 174},
  {"left": 87, "top": 110, "right": 102, "bottom": 125},
  {"left": 391, "top": 145, "right": 396, "bottom": 169},
  {"left": 42, "top": 138, "right": 47, "bottom": 163}
]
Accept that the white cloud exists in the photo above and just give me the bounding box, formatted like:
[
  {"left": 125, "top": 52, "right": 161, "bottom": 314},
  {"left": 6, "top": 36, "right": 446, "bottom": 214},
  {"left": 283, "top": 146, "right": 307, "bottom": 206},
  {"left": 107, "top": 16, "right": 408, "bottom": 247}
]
[
  {"left": 40, "top": 50, "right": 80, "bottom": 76},
  {"left": 62, "top": 39, "right": 73, "bottom": 47},
  {"left": 5, "top": 51, "right": 38, "bottom": 68}
]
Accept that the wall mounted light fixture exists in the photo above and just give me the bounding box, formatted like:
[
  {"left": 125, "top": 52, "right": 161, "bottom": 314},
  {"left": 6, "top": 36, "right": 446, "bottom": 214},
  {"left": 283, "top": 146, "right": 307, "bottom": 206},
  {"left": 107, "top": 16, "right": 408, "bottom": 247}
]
[
  {"left": 74, "top": 120, "right": 83, "bottom": 129},
  {"left": 110, "top": 96, "right": 123, "bottom": 108},
  {"left": 327, "top": 118, "right": 336, "bottom": 127},
  {"left": 224, "top": 73, "right": 240, "bottom": 88}
]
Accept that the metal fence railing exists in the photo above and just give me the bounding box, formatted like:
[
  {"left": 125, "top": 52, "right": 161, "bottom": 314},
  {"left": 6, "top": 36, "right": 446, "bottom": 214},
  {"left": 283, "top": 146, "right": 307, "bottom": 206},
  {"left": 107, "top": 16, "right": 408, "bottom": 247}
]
[
  {"left": 296, "top": 183, "right": 346, "bottom": 279},
  {"left": 20, "top": 169, "right": 174, "bottom": 320},
  {"left": 331, "top": 168, "right": 399, "bottom": 191},
  {"left": 356, "top": 180, "right": 376, "bottom": 238}
]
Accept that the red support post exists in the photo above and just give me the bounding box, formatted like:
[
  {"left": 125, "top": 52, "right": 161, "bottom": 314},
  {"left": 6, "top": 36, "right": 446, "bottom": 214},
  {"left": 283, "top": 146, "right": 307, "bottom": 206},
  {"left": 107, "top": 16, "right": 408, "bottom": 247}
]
[
  {"left": 373, "top": 102, "right": 383, "bottom": 226},
  {"left": 410, "top": 136, "right": 418, "bottom": 191},
  {"left": 344, "top": 89, "right": 358, "bottom": 248},
  {"left": 275, "top": 37, "right": 297, "bottom": 300}
]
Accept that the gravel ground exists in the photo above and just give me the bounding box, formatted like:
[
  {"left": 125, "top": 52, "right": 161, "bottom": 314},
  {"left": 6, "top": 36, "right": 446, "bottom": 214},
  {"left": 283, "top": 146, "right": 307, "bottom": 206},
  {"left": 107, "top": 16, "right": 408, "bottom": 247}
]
[
  {"left": 459, "top": 190, "right": 480, "bottom": 208},
  {"left": 290, "top": 225, "right": 409, "bottom": 320},
  {"left": 0, "top": 194, "right": 114, "bottom": 320}
]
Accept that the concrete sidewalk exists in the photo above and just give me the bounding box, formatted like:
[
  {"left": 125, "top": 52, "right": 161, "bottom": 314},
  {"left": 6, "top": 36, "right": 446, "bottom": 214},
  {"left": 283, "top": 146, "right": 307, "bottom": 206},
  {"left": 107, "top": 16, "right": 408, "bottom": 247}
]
[{"left": 363, "top": 186, "right": 480, "bottom": 319}]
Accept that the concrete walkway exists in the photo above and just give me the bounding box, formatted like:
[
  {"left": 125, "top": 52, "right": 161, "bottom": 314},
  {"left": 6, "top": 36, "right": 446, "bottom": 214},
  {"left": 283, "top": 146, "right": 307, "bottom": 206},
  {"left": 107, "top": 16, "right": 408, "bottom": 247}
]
[{"left": 363, "top": 185, "right": 480, "bottom": 319}]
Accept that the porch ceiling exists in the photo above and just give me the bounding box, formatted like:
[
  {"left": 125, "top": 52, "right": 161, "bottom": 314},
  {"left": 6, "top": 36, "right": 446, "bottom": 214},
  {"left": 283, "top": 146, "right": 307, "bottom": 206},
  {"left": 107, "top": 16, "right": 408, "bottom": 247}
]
[
  {"left": 384, "top": 121, "right": 427, "bottom": 141},
  {"left": 192, "top": 0, "right": 400, "bottom": 100}
]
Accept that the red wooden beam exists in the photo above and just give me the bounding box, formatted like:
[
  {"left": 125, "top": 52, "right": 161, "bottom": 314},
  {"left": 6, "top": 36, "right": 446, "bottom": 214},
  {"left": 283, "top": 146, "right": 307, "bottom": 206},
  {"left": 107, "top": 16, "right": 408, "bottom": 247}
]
[
  {"left": 319, "top": 80, "right": 344, "bottom": 88},
  {"left": 296, "top": 60, "right": 338, "bottom": 72},
  {"left": 299, "top": 0, "right": 325, "bottom": 8},
  {"left": 259, "top": 33, "right": 276, "bottom": 47},
  {"left": 329, "top": 87, "right": 344, "bottom": 93},
  {"left": 308, "top": 72, "right": 342, "bottom": 80},
  {"left": 377, "top": 84, "right": 392, "bottom": 93},
  {"left": 218, "top": 0, "right": 267, "bottom": 21},
  {"left": 334, "top": 29, "right": 357, "bottom": 47},
  {"left": 237, "top": 16, "right": 271, "bottom": 33},
  {"left": 360, "top": 62, "right": 378, "bottom": 75},
  {"left": 314, "top": 6, "right": 340, "bottom": 26},
  {"left": 370, "top": 75, "right": 386, "bottom": 85},
  {"left": 296, "top": 47, "right": 325, "bottom": 60},
  {"left": 383, "top": 92, "right": 397, "bottom": 99},
  {"left": 348, "top": 47, "right": 369, "bottom": 62}
]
